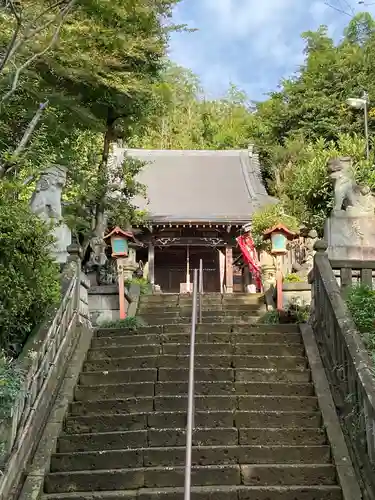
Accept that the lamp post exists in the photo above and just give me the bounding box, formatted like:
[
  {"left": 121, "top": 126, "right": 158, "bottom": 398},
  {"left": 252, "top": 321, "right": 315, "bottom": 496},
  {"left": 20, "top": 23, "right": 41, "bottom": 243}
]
[
  {"left": 263, "top": 223, "right": 296, "bottom": 311},
  {"left": 104, "top": 226, "right": 134, "bottom": 320},
  {"left": 346, "top": 91, "right": 370, "bottom": 161}
]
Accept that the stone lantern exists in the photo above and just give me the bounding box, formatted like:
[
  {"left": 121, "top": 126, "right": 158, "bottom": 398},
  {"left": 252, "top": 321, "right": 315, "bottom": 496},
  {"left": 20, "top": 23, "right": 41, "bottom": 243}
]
[
  {"left": 104, "top": 226, "right": 138, "bottom": 319},
  {"left": 263, "top": 223, "right": 296, "bottom": 310}
]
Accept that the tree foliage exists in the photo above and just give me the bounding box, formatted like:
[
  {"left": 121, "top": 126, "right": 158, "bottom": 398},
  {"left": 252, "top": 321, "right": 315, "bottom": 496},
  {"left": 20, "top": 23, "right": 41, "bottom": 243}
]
[
  {"left": 133, "top": 62, "right": 258, "bottom": 150},
  {"left": 132, "top": 13, "right": 375, "bottom": 234},
  {"left": 250, "top": 12, "right": 375, "bottom": 231},
  {"left": 0, "top": 0, "right": 182, "bottom": 356},
  {"left": 0, "top": 190, "right": 60, "bottom": 356}
]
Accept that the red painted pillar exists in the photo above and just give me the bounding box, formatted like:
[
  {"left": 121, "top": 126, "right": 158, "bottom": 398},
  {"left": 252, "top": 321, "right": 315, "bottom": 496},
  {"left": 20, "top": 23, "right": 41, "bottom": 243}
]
[{"left": 225, "top": 246, "right": 233, "bottom": 293}]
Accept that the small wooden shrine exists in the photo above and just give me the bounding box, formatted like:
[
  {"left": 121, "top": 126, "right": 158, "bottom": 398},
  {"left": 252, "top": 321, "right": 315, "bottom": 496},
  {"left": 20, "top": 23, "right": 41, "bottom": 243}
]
[{"left": 124, "top": 147, "right": 276, "bottom": 293}]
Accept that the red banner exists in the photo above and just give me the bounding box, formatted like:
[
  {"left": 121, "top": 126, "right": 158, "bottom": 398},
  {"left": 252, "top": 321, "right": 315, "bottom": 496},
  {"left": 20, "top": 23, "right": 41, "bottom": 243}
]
[{"left": 236, "top": 233, "right": 262, "bottom": 291}]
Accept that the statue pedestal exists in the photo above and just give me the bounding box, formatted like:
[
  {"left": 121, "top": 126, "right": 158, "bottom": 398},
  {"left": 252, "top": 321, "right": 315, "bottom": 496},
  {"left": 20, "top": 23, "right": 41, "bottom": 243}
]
[
  {"left": 52, "top": 223, "right": 71, "bottom": 264},
  {"left": 324, "top": 213, "right": 375, "bottom": 260}
]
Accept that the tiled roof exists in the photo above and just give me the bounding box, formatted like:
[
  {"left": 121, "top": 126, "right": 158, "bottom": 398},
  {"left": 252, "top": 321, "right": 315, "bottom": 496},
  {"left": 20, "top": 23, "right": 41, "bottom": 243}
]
[{"left": 120, "top": 148, "right": 277, "bottom": 224}]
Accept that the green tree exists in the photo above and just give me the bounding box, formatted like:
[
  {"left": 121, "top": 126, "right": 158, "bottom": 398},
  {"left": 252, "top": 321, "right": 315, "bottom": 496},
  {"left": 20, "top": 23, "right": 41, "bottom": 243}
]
[
  {"left": 135, "top": 63, "right": 258, "bottom": 150},
  {"left": 0, "top": 188, "right": 60, "bottom": 356},
  {"left": 0, "top": 0, "right": 183, "bottom": 357},
  {"left": 254, "top": 12, "right": 375, "bottom": 148},
  {"left": 0, "top": 0, "right": 182, "bottom": 245}
]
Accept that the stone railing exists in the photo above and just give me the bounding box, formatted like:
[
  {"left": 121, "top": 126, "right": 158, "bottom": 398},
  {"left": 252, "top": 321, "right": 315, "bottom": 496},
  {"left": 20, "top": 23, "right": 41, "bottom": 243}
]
[
  {"left": 309, "top": 240, "right": 375, "bottom": 500},
  {"left": 329, "top": 258, "right": 375, "bottom": 297},
  {"left": 0, "top": 243, "right": 91, "bottom": 500}
]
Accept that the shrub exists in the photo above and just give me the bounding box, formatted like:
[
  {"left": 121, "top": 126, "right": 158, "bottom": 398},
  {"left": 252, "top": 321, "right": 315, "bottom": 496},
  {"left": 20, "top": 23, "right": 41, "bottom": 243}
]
[
  {"left": 0, "top": 352, "right": 23, "bottom": 419},
  {"left": 284, "top": 273, "right": 303, "bottom": 283},
  {"left": 125, "top": 277, "right": 151, "bottom": 295},
  {"left": 346, "top": 285, "right": 375, "bottom": 355},
  {"left": 100, "top": 316, "right": 147, "bottom": 331},
  {"left": 258, "top": 309, "right": 280, "bottom": 324},
  {"left": 258, "top": 301, "right": 309, "bottom": 325},
  {"left": 0, "top": 198, "right": 60, "bottom": 357},
  {"left": 251, "top": 203, "right": 299, "bottom": 248}
]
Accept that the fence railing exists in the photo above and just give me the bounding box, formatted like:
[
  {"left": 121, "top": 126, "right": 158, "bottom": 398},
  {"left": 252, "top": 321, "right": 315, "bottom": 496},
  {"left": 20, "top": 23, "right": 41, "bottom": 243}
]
[
  {"left": 329, "top": 259, "right": 375, "bottom": 297},
  {"left": 309, "top": 241, "right": 375, "bottom": 500},
  {"left": 184, "top": 259, "right": 203, "bottom": 500},
  {"left": 0, "top": 246, "right": 91, "bottom": 499}
]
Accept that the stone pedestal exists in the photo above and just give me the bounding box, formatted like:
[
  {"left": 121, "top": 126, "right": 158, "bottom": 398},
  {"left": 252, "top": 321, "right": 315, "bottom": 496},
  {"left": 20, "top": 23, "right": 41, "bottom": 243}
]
[
  {"left": 123, "top": 246, "right": 138, "bottom": 280},
  {"left": 324, "top": 213, "right": 375, "bottom": 260},
  {"left": 52, "top": 223, "right": 71, "bottom": 264}
]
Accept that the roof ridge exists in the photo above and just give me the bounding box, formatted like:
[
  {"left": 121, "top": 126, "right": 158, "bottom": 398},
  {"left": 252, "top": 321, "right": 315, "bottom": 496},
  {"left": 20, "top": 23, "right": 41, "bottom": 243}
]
[{"left": 125, "top": 148, "right": 248, "bottom": 156}]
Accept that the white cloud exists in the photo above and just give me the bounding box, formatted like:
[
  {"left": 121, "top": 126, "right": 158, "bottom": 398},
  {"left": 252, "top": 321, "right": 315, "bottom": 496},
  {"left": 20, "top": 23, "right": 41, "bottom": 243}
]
[{"left": 169, "top": 0, "right": 375, "bottom": 100}]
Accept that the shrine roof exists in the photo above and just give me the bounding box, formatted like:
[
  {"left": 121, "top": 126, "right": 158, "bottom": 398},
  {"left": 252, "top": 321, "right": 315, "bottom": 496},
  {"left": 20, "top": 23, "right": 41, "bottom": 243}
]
[{"left": 122, "top": 148, "right": 276, "bottom": 224}]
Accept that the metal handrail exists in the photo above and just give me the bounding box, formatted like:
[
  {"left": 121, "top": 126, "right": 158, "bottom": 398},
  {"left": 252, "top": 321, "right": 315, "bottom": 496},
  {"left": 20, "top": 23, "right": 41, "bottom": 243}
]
[
  {"left": 184, "top": 267, "right": 198, "bottom": 500},
  {"left": 198, "top": 259, "right": 203, "bottom": 324}
]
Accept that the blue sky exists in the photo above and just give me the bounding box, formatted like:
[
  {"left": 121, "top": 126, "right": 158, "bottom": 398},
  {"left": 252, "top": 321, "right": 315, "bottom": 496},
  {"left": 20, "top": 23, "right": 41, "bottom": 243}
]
[{"left": 168, "top": 0, "right": 375, "bottom": 102}]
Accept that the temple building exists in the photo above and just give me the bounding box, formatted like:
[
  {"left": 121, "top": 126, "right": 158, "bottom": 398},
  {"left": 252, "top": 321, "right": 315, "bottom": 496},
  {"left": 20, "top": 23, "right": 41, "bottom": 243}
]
[{"left": 125, "top": 146, "right": 275, "bottom": 293}]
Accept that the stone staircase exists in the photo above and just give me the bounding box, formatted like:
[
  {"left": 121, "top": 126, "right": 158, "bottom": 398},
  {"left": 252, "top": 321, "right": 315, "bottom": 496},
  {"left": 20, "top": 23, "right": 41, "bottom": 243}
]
[{"left": 41, "top": 293, "right": 343, "bottom": 499}]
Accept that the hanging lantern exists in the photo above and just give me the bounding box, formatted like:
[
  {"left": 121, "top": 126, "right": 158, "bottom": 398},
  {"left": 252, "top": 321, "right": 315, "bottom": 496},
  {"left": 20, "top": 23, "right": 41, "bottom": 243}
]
[
  {"left": 263, "top": 223, "right": 296, "bottom": 255},
  {"left": 104, "top": 226, "right": 134, "bottom": 258}
]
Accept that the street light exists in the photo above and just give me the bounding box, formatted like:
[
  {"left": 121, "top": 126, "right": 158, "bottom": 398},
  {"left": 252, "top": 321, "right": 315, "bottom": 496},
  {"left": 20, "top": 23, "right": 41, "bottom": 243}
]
[{"left": 346, "top": 91, "right": 370, "bottom": 161}]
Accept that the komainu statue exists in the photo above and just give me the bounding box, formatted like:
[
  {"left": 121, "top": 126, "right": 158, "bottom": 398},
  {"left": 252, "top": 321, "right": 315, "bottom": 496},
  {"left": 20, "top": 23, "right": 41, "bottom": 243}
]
[
  {"left": 328, "top": 157, "right": 375, "bottom": 215},
  {"left": 29, "top": 165, "right": 72, "bottom": 263},
  {"left": 30, "top": 165, "right": 67, "bottom": 220}
]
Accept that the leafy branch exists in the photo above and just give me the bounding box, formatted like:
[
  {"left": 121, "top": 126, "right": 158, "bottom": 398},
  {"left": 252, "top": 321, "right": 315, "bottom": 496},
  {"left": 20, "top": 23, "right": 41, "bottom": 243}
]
[
  {"left": 0, "top": 100, "right": 49, "bottom": 179},
  {"left": 0, "top": 0, "right": 77, "bottom": 102}
]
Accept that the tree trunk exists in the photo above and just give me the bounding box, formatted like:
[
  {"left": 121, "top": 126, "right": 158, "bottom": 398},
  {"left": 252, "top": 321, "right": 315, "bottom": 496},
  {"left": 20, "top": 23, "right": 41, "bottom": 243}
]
[
  {"left": 81, "top": 108, "right": 116, "bottom": 257},
  {"left": 93, "top": 109, "right": 116, "bottom": 237}
]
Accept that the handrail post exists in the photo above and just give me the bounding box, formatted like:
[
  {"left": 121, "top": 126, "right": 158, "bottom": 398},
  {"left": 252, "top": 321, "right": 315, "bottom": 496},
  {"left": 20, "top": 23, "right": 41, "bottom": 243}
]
[
  {"left": 199, "top": 259, "right": 203, "bottom": 324},
  {"left": 184, "top": 268, "right": 198, "bottom": 500}
]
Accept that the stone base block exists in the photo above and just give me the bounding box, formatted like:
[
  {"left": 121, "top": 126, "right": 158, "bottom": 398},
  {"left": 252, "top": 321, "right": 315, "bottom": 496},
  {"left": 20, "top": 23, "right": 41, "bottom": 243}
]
[{"left": 324, "top": 214, "right": 375, "bottom": 260}]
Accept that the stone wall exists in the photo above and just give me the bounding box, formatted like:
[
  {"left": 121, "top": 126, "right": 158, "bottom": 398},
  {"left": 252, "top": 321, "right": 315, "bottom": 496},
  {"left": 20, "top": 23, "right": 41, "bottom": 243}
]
[
  {"left": 89, "top": 283, "right": 141, "bottom": 325},
  {"left": 282, "top": 282, "right": 312, "bottom": 308}
]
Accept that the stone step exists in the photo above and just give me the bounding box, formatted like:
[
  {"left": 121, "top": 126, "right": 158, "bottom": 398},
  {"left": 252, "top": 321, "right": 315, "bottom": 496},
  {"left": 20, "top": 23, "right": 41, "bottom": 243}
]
[
  {"left": 86, "top": 343, "right": 304, "bottom": 360},
  {"left": 139, "top": 316, "right": 265, "bottom": 325},
  {"left": 64, "top": 410, "right": 322, "bottom": 434},
  {"left": 44, "top": 464, "right": 336, "bottom": 493},
  {"left": 91, "top": 332, "right": 303, "bottom": 348},
  {"left": 139, "top": 294, "right": 179, "bottom": 303},
  {"left": 137, "top": 306, "right": 265, "bottom": 315},
  {"left": 180, "top": 294, "right": 264, "bottom": 303},
  {"left": 42, "top": 485, "right": 343, "bottom": 500},
  {"left": 83, "top": 354, "right": 307, "bottom": 371},
  {"left": 70, "top": 395, "right": 319, "bottom": 416},
  {"left": 79, "top": 369, "right": 159, "bottom": 385},
  {"left": 139, "top": 298, "right": 264, "bottom": 306},
  {"left": 138, "top": 293, "right": 262, "bottom": 302},
  {"left": 57, "top": 427, "right": 326, "bottom": 453},
  {"left": 74, "top": 381, "right": 314, "bottom": 401},
  {"left": 140, "top": 310, "right": 265, "bottom": 318},
  {"left": 50, "top": 444, "right": 332, "bottom": 472},
  {"left": 80, "top": 367, "right": 311, "bottom": 385},
  {"left": 74, "top": 382, "right": 155, "bottom": 400},
  {"left": 160, "top": 344, "right": 304, "bottom": 356},
  {"left": 154, "top": 381, "right": 313, "bottom": 397},
  {"left": 95, "top": 324, "right": 300, "bottom": 337},
  {"left": 235, "top": 368, "right": 310, "bottom": 383}
]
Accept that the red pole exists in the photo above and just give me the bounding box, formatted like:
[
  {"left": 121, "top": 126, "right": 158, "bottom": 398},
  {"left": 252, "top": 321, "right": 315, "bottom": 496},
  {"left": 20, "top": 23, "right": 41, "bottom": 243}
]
[
  {"left": 117, "top": 258, "right": 126, "bottom": 319},
  {"left": 276, "top": 255, "right": 283, "bottom": 311}
]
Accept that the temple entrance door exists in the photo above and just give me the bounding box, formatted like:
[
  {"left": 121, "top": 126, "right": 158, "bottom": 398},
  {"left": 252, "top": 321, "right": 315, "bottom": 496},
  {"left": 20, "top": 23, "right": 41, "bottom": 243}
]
[
  {"left": 188, "top": 247, "right": 220, "bottom": 292},
  {"left": 154, "top": 246, "right": 220, "bottom": 293}
]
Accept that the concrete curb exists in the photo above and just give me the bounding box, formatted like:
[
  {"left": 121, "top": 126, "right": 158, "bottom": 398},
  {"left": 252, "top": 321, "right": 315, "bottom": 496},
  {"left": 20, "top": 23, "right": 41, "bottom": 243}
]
[
  {"left": 300, "top": 323, "right": 363, "bottom": 500},
  {"left": 17, "top": 325, "right": 94, "bottom": 500}
]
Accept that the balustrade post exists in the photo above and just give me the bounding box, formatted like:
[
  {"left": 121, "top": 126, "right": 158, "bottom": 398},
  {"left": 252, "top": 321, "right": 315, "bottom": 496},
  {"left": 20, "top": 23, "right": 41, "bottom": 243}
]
[
  {"left": 311, "top": 240, "right": 328, "bottom": 324},
  {"left": 313, "top": 239, "right": 328, "bottom": 255},
  {"left": 67, "top": 242, "right": 83, "bottom": 313}
]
